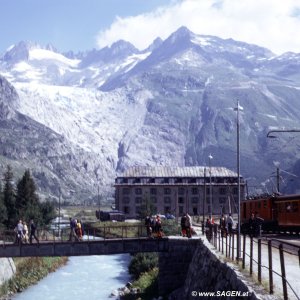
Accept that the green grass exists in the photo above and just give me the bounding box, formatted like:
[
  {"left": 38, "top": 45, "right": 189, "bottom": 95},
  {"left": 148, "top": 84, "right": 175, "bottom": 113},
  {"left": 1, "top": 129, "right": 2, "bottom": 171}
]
[
  {"left": 0, "top": 257, "right": 68, "bottom": 297},
  {"left": 121, "top": 268, "right": 160, "bottom": 300},
  {"left": 85, "top": 220, "right": 180, "bottom": 239}
]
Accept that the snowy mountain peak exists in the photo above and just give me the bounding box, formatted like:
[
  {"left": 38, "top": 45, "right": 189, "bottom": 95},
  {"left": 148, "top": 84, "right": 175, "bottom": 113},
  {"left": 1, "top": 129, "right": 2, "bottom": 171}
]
[
  {"left": 2, "top": 26, "right": 300, "bottom": 203},
  {"left": 109, "top": 39, "right": 139, "bottom": 56},
  {"left": 171, "top": 26, "right": 194, "bottom": 39},
  {"left": 143, "top": 37, "right": 163, "bottom": 53},
  {"left": 1, "top": 41, "right": 63, "bottom": 65},
  {"left": 1, "top": 41, "right": 38, "bottom": 64}
]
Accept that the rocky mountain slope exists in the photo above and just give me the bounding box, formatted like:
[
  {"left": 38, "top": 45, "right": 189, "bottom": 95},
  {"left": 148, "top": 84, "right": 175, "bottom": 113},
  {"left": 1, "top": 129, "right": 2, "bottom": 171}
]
[{"left": 1, "top": 26, "right": 300, "bottom": 203}]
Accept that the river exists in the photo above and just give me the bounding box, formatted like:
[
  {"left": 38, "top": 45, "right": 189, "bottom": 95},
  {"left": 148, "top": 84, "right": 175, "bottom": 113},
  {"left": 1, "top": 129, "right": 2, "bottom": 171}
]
[{"left": 12, "top": 254, "right": 131, "bottom": 300}]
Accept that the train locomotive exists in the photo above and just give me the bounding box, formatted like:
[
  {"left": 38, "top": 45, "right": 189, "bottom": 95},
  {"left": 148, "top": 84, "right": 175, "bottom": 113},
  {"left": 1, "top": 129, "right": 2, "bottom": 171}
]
[{"left": 241, "top": 194, "right": 300, "bottom": 233}]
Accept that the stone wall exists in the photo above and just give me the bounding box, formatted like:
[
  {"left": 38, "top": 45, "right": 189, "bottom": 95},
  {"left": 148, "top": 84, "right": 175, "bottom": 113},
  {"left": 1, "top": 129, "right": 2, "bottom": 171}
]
[
  {"left": 0, "top": 257, "right": 16, "bottom": 285},
  {"left": 158, "top": 239, "right": 199, "bottom": 295},
  {"left": 160, "top": 238, "right": 259, "bottom": 299}
]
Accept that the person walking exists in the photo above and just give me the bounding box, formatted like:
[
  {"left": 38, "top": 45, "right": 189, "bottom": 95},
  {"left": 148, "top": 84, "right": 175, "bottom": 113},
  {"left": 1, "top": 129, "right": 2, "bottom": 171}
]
[
  {"left": 69, "top": 217, "right": 78, "bottom": 241},
  {"left": 154, "top": 215, "right": 162, "bottom": 238},
  {"left": 144, "top": 215, "right": 152, "bottom": 238},
  {"left": 23, "top": 221, "right": 29, "bottom": 243},
  {"left": 76, "top": 220, "right": 83, "bottom": 241},
  {"left": 226, "top": 213, "right": 234, "bottom": 235},
  {"left": 220, "top": 214, "right": 227, "bottom": 237},
  {"left": 185, "top": 213, "right": 192, "bottom": 238},
  {"left": 180, "top": 214, "right": 187, "bottom": 237},
  {"left": 15, "top": 220, "right": 24, "bottom": 244},
  {"left": 248, "top": 212, "right": 255, "bottom": 237},
  {"left": 29, "top": 219, "right": 39, "bottom": 244}
]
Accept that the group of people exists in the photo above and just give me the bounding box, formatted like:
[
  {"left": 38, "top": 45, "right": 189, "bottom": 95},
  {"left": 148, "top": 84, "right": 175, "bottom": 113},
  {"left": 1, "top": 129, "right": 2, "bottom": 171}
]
[
  {"left": 180, "top": 213, "right": 193, "bottom": 238},
  {"left": 69, "top": 218, "right": 84, "bottom": 241},
  {"left": 144, "top": 215, "right": 163, "bottom": 238},
  {"left": 219, "top": 213, "right": 234, "bottom": 236},
  {"left": 14, "top": 219, "right": 39, "bottom": 244}
]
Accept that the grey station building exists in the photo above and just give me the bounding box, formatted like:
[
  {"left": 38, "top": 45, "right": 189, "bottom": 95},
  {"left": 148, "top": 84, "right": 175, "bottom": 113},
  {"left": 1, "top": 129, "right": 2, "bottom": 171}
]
[{"left": 115, "top": 166, "right": 245, "bottom": 219}]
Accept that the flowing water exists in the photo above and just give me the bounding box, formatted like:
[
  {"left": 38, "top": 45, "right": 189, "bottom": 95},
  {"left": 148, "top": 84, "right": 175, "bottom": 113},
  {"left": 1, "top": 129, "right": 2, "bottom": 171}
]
[{"left": 12, "top": 254, "right": 131, "bottom": 300}]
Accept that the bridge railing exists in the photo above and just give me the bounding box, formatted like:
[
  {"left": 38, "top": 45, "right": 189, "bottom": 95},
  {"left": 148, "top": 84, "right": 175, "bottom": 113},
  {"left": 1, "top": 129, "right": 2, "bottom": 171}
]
[
  {"left": 205, "top": 225, "right": 300, "bottom": 300},
  {"left": 0, "top": 223, "right": 181, "bottom": 245}
]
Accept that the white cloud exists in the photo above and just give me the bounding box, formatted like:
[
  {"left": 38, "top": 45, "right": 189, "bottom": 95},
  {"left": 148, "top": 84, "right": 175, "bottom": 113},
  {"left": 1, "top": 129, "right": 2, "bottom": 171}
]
[{"left": 96, "top": 0, "right": 300, "bottom": 54}]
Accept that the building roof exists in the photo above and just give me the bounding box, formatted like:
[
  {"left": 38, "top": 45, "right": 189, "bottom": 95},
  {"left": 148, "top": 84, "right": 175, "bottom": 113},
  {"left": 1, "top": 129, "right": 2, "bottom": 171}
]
[{"left": 119, "top": 166, "right": 239, "bottom": 178}]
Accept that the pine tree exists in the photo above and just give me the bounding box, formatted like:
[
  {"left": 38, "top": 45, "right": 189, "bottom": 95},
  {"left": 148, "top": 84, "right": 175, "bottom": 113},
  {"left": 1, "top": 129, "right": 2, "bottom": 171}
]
[
  {"left": 16, "top": 169, "right": 41, "bottom": 222},
  {"left": 139, "top": 193, "right": 156, "bottom": 219},
  {"left": 0, "top": 180, "right": 8, "bottom": 228},
  {"left": 3, "top": 165, "right": 17, "bottom": 227},
  {"left": 39, "top": 201, "right": 56, "bottom": 225}
]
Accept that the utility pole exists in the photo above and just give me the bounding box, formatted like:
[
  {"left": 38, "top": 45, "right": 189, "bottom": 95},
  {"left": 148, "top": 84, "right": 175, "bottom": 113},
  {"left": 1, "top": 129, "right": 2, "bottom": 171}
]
[
  {"left": 58, "top": 188, "right": 61, "bottom": 235},
  {"left": 98, "top": 185, "right": 100, "bottom": 213},
  {"left": 208, "top": 154, "right": 213, "bottom": 220},
  {"left": 234, "top": 100, "right": 243, "bottom": 261},
  {"left": 203, "top": 168, "right": 206, "bottom": 220},
  {"left": 276, "top": 167, "right": 280, "bottom": 193}
]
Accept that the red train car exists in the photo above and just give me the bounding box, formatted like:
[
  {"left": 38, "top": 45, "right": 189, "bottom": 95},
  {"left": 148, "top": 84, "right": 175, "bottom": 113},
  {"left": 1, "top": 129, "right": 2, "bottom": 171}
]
[
  {"left": 241, "top": 194, "right": 300, "bottom": 233},
  {"left": 275, "top": 194, "right": 300, "bottom": 230}
]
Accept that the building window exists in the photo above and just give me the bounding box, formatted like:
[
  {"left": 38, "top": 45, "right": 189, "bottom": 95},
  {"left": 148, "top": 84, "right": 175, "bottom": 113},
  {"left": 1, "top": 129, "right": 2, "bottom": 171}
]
[
  {"left": 219, "top": 187, "right": 226, "bottom": 195},
  {"left": 135, "top": 197, "right": 142, "bottom": 204},
  {"left": 192, "top": 197, "right": 199, "bottom": 204},
  {"left": 206, "top": 187, "right": 211, "bottom": 195},
  {"left": 179, "top": 206, "right": 184, "bottom": 214},
  {"left": 150, "top": 188, "right": 157, "bottom": 195},
  {"left": 219, "top": 197, "right": 226, "bottom": 204},
  {"left": 123, "top": 197, "right": 130, "bottom": 204},
  {"left": 150, "top": 197, "right": 157, "bottom": 203},
  {"left": 149, "top": 178, "right": 155, "bottom": 183},
  {"left": 136, "top": 206, "right": 141, "bottom": 214},
  {"left": 233, "top": 188, "right": 238, "bottom": 195},
  {"left": 192, "top": 188, "right": 198, "bottom": 195},
  {"left": 163, "top": 178, "right": 169, "bottom": 184},
  {"left": 178, "top": 197, "right": 185, "bottom": 204},
  {"left": 123, "top": 188, "right": 130, "bottom": 195},
  {"left": 135, "top": 178, "right": 141, "bottom": 183},
  {"left": 189, "top": 178, "right": 197, "bottom": 184},
  {"left": 123, "top": 206, "right": 130, "bottom": 214},
  {"left": 135, "top": 188, "right": 142, "bottom": 195},
  {"left": 175, "top": 178, "right": 183, "bottom": 183},
  {"left": 164, "top": 197, "right": 171, "bottom": 203},
  {"left": 178, "top": 188, "right": 185, "bottom": 195},
  {"left": 164, "top": 188, "right": 171, "bottom": 195}
]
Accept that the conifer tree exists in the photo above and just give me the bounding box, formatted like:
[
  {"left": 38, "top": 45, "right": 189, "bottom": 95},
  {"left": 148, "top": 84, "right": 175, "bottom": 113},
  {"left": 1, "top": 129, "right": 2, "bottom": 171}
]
[
  {"left": 0, "top": 181, "right": 8, "bottom": 228},
  {"left": 16, "top": 169, "right": 41, "bottom": 222},
  {"left": 3, "top": 165, "right": 17, "bottom": 227}
]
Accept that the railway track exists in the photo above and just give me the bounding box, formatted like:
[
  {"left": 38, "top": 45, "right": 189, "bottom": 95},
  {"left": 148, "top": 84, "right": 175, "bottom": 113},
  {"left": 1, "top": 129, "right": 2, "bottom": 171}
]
[{"left": 260, "top": 234, "right": 300, "bottom": 255}]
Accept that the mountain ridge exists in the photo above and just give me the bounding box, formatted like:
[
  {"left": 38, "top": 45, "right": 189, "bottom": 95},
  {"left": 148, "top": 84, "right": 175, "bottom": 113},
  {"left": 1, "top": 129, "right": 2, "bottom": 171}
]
[{"left": 1, "top": 27, "right": 300, "bottom": 203}]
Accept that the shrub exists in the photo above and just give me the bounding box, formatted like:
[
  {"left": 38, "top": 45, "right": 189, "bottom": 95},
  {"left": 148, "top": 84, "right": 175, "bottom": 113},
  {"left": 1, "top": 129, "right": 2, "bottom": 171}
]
[{"left": 128, "top": 253, "right": 158, "bottom": 279}]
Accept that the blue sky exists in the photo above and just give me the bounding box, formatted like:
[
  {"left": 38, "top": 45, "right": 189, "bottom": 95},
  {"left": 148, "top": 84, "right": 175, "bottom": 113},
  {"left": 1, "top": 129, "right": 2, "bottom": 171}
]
[
  {"left": 1, "top": 0, "right": 300, "bottom": 55},
  {"left": 0, "top": 0, "right": 174, "bottom": 54}
]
